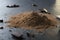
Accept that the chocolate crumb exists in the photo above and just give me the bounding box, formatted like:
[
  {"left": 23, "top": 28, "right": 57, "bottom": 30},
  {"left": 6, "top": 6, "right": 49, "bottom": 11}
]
[{"left": 0, "top": 27, "right": 3, "bottom": 29}]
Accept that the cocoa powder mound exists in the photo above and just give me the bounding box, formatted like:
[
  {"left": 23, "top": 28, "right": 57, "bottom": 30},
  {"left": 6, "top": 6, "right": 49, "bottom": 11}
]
[{"left": 7, "top": 11, "right": 58, "bottom": 31}]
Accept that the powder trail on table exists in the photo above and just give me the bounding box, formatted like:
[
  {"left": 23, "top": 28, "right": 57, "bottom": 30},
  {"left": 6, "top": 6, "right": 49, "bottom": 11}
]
[{"left": 7, "top": 11, "right": 58, "bottom": 32}]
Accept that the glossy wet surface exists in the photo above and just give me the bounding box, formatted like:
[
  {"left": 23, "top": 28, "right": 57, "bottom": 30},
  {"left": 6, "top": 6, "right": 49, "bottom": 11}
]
[{"left": 0, "top": 0, "right": 60, "bottom": 40}]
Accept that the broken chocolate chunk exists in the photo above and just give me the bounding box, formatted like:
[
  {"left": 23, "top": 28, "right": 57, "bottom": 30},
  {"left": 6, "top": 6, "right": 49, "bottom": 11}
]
[
  {"left": 56, "top": 17, "right": 60, "bottom": 20},
  {"left": 0, "top": 20, "right": 3, "bottom": 23},
  {"left": 32, "top": 4, "right": 37, "bottom": 7},
  {"left": 0, "top": 27, "right": 3, "bottom": 29},
  {"left": 39, "top": 8, "right": 48, "bottom": 13}
]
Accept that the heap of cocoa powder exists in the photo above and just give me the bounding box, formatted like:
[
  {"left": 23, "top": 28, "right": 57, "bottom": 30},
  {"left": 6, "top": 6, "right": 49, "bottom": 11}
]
[{"left": 7, "top": 11, "right": 58, "bottom": 32}]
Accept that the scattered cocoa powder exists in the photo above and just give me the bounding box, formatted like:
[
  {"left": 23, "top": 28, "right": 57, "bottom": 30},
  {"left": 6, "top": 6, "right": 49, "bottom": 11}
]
[{"left": 7, "top": 11, "right": 58, "bottom": 32}]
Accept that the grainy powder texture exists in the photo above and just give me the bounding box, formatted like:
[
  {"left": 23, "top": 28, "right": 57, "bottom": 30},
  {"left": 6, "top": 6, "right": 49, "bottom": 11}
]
[{"left": 7, "top": 11, "right": 58, "bottom": 32}]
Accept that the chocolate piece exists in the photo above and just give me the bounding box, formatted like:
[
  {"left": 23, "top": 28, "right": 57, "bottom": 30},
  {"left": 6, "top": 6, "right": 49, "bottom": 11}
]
[
  {"left": 0, "top": 27, "right": 3, "bottom": 29},
  {"left": 0, "top": 20, "right": 3, "bottom": 23},
  {"left": 32, "top": 4, "right": 37, "bottom": 7}
]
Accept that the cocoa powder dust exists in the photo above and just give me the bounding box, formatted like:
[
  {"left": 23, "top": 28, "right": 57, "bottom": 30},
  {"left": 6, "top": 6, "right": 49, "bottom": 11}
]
[{"left": 7, "top": 11, "right": 58, "bottom": 32}]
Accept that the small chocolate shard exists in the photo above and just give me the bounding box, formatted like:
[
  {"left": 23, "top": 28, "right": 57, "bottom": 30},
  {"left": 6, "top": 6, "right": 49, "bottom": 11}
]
[
  {"left": 39, "top": 8, "right": 48, "bottom": 13},
  {"left": 0, "top": 27, "right": 3, "bottom": 29},
  {"left": 32, "top": 4, "right": 37, "bottom": 7},
  {"left": 56, "top": 17, "right": 60, "bottom": 20},
  {"left": 6, "top": 4, "right": 20, "bottom": 8},
  {"left": 11, "top": 34, "right": 24, "bottom": 40},
  {"left": 0, "top": 20, "right": 3, "bottom": 23}
]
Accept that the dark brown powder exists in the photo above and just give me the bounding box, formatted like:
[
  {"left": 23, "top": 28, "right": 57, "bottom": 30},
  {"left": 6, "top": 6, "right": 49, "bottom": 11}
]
[{"left": 7, "top": 11, "right": 58, "bottom": 32}]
